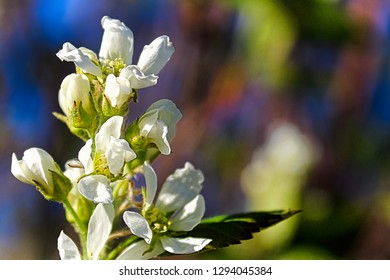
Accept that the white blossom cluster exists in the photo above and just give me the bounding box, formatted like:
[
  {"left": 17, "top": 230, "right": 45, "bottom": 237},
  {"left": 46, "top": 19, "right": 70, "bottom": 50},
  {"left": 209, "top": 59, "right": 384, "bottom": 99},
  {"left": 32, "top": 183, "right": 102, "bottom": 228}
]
[{"left": 11, "top": 16, "right": 211, "bottom": 260}]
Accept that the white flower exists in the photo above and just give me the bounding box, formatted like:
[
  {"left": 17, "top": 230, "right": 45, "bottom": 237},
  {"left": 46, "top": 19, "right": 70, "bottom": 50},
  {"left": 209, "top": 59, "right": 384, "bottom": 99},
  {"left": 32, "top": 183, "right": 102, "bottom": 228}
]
[
  {"left": 79, "top": 116, "right": 136, "bottom": 176},
  {"left": 11, "top": 148, "right": 59, "bottom": 192},
  {"left": 56, "top": 42, "right": 102, "bottom": 77},
  {"left": 138, "top": 99, "right": 182, "bottom": 155},
  {"left": 119, "top": 36, "right": 174, "bottom": 89},
  {"left": 58, "top": 73, "right": 92, "bottom": 117},
  {"left": 122, "top": 162, "right": 211, "bottom": 257},
  {"left": 58, "top": 203, "right": 114, "bottom": 260},
  {"left": 104, "top": 74, "right": 132, "bottom": 108},
  {"left": 99, "top": 16, "right": 134, "bottom": 65},
  {"left": 77, "top": 116, "right": 136, "bottom": 203},
  {"left": 137, "top": 35, "right": 174, "bottom": 76}
]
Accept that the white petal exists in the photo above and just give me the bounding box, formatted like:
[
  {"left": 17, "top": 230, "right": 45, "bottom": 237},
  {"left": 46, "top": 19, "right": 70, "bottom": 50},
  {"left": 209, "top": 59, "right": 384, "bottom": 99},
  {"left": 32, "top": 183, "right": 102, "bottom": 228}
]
[
  {"left": 116, "top": 240, "right": 164, "bottom": 260},
  {"left": 57, "top": 231, "right": 81, "bottom": 260},
  {"left": 95, "top": 116, "right": 123, "bottom": 151},
  {"left": 160, "top": 236, "right": 212, "bottom": 254},
  {"left": 99, "top": 16, "right": 134, "bottom": 65},
  {"left": 104, "top": 74, "right": 131, "bottom": 108},
  {"left": 143, "top": 162, "right": 157, "bottom": 209},
  {"left": 87, "top": 203, "right": 115, "bottom": 260},
  {"left": 106, "top": 137, "right": 136, "bottom": 175},
  {"left": 57, "top": 42, "right": 102, "bottom": 77},
  {"left": 137, "top": 35, "right": 175, "bottom": 75},
  {"left": 123, "top": 211, "right": 153, "bottom": 244},
  {"left": 78, "top": 139, "right": 93, "bottom": 174},
  {"left": 64, "top": 159, "right": 85, "bottom": 186},
  {"left": 169, "top": 195, "right": 205, "bottom": 231},
  {"left": 11, "top": 153, "right": 31, "bottom": 184},
  {"left": 156, "top": 162, "right": 204, "bottom": 213},
  {"left": 78, "top": 175, "right": 113, "bottom": 204},
  {"left": 119, "top": 65, "right": 158, "bottom": 89}
]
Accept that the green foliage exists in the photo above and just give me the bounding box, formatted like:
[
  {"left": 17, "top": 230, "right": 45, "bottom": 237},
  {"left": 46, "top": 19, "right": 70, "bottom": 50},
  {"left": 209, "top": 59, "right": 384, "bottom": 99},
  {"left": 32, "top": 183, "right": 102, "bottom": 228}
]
[{"left": 171, "top": 210, "right": 301, "bottom": 251}]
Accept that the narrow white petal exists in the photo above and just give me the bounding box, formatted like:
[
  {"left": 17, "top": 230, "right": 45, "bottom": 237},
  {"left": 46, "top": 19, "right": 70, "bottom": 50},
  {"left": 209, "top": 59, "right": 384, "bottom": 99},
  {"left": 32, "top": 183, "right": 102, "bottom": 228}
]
[
  {"left": 87, "top": 203, "right": 114, "bottom": 260},
  {"left": 123, "top": 211, "right": 153, "bottom": 244},
  {"left": 11, "top": 153, "right": 31, "bottom": 184},
  {"left": 78, "top": 175, "right": 113, "bottom": 204},
  {"left": 156, "top": 162, "right": 204, "bottom": 213},
  {"left": 169, "top": 195, "right": 205, "bottom": 231},
  {"left": 78, "top": 139, "right": 93, "bottom": 174},
  {"left": 143, "top": 162, "right": 157, "bottom": 208},
  {"left": 160, "top": 236, "right": 212, "bottom": 254},
  {"left": 57, "top": 231, "right": 81, "bottom": 260},
  {"left": 116, "top": 240, "right": 164, "bottom": 260}
]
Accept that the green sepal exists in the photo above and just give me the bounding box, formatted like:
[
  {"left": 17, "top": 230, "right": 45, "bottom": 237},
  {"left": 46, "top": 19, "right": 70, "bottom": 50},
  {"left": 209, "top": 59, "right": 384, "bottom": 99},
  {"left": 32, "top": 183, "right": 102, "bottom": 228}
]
[
  {"left": 32, "top": 168, "right": 72, "bottom": 203},
  {"left": 52, "top": 112, "right": 90, "bottom": 141},
  {"left": 65, "top": 191, "right": 94, "bottom": 226},
  {"left": 168, "top": 210, "right": 302, "bottom": 252}
]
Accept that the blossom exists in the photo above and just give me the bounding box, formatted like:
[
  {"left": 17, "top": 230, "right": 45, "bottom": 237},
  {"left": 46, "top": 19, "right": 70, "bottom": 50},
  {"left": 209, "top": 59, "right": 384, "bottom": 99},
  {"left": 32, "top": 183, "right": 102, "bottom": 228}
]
[
  {"left": 58, "top": 203, "right": 114, "bottom": 260},
  {"left": 56, "top": 42, "right": 102, "bottom": 77},
  {"left": 122, "top": 162, "right": 211, "bottom": 257},
  {"left": 77, "top": 116, "right": 136, "bottom": 203},
  {"left": 137, "top": 35, "right": 175, "bottom": 76},
  {"left": 104, "top": 74, "right": 132, "bottom": 108},
  {"left": 119, "top": 35, "right": 174, "bottom": 89},
  {"left": 138, "top": 99, "right": 182, "bottom": 155},
  {"left": 58, "top": 73, "right": 93, "bottom": 117},
  {"left": 79, "top": 116, "right": 136, "bottom": 176},
  {"left": 11, "top": 148, "right": 71, "bottom": 201}
]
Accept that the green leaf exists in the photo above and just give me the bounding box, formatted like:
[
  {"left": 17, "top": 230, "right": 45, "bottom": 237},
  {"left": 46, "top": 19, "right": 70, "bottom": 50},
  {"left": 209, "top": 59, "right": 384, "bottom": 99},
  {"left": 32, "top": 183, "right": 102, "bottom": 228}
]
[{"left": 170, "top": 210, "right": 301, "bottom": 250}]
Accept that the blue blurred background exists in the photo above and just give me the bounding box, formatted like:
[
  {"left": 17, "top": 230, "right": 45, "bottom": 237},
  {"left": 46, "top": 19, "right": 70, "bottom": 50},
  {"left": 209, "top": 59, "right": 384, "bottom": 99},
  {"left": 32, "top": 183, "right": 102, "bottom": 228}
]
[{"left": 2, "top": 0, "right": 390, "bottom": 259}]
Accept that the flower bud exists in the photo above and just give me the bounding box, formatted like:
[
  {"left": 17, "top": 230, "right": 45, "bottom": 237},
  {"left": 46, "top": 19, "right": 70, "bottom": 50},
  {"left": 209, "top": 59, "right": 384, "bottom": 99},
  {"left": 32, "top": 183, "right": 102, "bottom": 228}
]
[
  {"left": 11, "top": 148, "right": 72, "bottom": 202},
  {"left": 58, "top": 73, "right": 96, "bottom": 129}
]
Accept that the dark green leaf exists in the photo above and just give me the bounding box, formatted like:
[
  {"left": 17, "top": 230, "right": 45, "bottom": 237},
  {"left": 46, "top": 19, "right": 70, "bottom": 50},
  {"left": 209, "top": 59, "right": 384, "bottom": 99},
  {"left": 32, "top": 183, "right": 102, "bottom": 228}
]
[{"left": 170, "top": 210, "right": 301, "bottom": 251}]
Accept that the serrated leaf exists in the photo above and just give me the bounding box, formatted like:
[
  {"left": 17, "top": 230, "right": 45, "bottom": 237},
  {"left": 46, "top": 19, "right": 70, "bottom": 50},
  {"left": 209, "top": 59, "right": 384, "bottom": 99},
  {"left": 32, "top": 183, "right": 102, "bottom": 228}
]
[{"left": 170, "top": 210, "right": 301, "bottom": 251}]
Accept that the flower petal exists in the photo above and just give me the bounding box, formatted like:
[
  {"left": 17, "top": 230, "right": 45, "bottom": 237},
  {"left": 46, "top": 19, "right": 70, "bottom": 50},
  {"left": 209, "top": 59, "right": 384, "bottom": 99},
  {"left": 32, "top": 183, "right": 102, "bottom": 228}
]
[
  {"left": 104, "top": 74, "right": 132, "bottom": 108},
  {"left": 169, "top": 195, "right": 205, "bottom": 231},
  {"left": 160, "top": 236, "right": 212, "bottom": 254},
  {"left": 116, "top": 240, "right": 164, "bottom": 260},
  {"left": 78, "top": 175, "right": 113, "bottom": 204},
  {"left": 57, "top": 231, "right": 81, "bottom": 260},
  {"left": 78, "top": 139, "right": 93, "bottom": 174},
  {"left": 57, "top": 42, "right": 102, "bottom": 77},
  {"left": 120, "top": 65, "right": 158, "bottom": 89},
  {"left": 95, "top": 116, "right": 123, "bottom": 151},
  {"left": 137, "top": 35, "right": 175, "bottom": 75},
  {"left": 156, "top": 162, "right": 204, "bottom": 213},
  {"left": 106, "top": 137, "right": 136, "bottom": 175},
  {"left": 123, "top": 211, "right": 153, "bottom": 244},
  {"left": 87, "top": 203, "right": 115, "bottom": 260},
  {"left": 99, "top": 16, "right": 134, "bottom": 65},
  {"left": 143, "top": 162, "right": 157, "bottom": 209}
]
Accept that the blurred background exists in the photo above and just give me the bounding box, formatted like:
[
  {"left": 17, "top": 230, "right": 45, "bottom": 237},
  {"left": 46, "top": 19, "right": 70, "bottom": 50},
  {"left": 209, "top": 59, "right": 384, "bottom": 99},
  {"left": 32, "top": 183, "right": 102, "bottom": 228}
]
[{"left": 1, "top": 0, "right": 390, "bottom": 259}]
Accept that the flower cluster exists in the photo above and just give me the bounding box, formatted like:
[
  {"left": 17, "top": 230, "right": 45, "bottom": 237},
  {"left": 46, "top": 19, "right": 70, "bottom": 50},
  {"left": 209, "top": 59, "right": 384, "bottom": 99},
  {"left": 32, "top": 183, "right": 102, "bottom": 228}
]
[{"left": 11, "top": 16, "right": 210, "bottom": 260}]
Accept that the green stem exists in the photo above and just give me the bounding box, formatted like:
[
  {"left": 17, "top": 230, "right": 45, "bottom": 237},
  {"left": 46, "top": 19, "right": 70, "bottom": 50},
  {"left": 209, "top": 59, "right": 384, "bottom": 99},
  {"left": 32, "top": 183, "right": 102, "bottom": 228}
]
[
  {"left": 106, "top": 236, "right": 139, "bottom": 260},
  {"left": 63, "top": 199, "right": 88, "bottom": 259}
]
